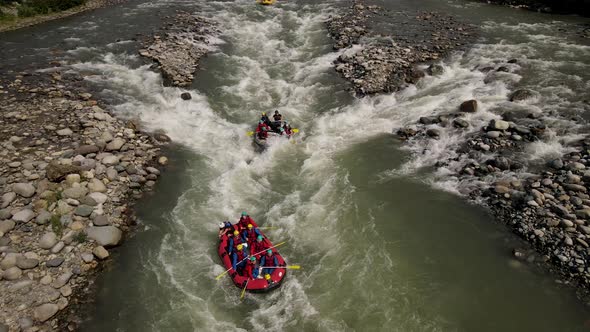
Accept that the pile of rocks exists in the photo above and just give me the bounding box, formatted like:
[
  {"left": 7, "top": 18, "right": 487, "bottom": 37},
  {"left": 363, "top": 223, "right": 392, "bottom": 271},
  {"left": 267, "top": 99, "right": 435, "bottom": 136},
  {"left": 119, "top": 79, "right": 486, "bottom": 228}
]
[
  {"left": 395, "top": 58, "right": 590, "bottom": 298},
  {"left": 326, "top": 0, "right": 474, "bottom": 95},
  {"left": 139, "top": 11, "right": 218, "bottom": 87},
  {"left": 0, "top": 73, "right": 169, "bottom": 330}
]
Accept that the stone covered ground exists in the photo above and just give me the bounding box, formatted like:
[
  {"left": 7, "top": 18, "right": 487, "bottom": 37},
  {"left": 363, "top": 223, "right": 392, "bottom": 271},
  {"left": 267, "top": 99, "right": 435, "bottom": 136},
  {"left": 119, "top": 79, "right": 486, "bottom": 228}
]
[{"left": 0, "top": 71, "right": 170, "bottom": 331}]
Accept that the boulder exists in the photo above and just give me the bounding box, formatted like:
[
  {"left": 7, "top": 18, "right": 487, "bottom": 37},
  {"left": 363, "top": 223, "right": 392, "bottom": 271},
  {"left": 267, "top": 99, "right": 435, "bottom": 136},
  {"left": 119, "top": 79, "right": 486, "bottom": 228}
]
[
  {"left": 51, "top": 271, "right": 72, "bottom": 288},
  {"left": 426, "top": 64, "right": 444, "bottom": 76},
  {"left": 75, "top": 145, "right": 99, "bottom": 155},
  {"left": 1, "top": 192, "right": 16, "bottom": 208},
  {"left": 93, "top": 215, "right": 110, "bottom": 226},
  {"left": 39, "top": 232, "right": 58, "bottom": 249},
  {"left": 3, "top": 266, "right": 22, "bottom": 280},
  {"left": 46, "top": 163, "right": 80, "bottom": 182},
  {"left": 0, "top": 220, "right": 15, "bottom": 235},
  {"left": 93, "top": 246, "right": 109, "bottom": 259},
  {"left": 509, "top": 89, "right": 536, "bottom": 102},
  {"left": 46, "top": 257, "right": 65, "bottom": 268},
  {"left": 490, "top": 119, "right": 510, "bottom": 131},
  {"left": 12, "top": 209, "right": 35, "bottom": 223},
  {"left": 180, "top": 92, "right": 192, "bottom": 100},
  {"left": 88, "top": 192, "right": 107, "bottom": 204},
  {"left": 63, "top": 186, "right": 88, "bottom": 199},
  {"left": 86, "top": 226, "right": 123, "bottom": 247},
  {"left": 459, "top": 100, "right": 478, "bottom": 113},
  {"left": 453, "top": 118, "right": 469, "bottom": 128},
  {"left": 88, "top": 178, "right": 107, "bottom": 193},
  {"left": 102, "top": 155, "right": 120, "bottom": 166},
  {"left": 74, "top": 205, "right": 94, "bottom": 217},
  {"left": 56, "top": 128, "right": 73, "bottom": 136},
  {"left": 34, "top": 303, "right": 59, "bottom": 322},
  {"left": 426, "top": 128, "right": 440, "bottom": 138},
  {"left": 12, "top": 183, "right": 35, "bottom": 198},
  {"left": 16, "top": 257, "right": 39, "bottom": 270},
  {"left": 106, "top": 137, "right": 126, "bottom": 151}
]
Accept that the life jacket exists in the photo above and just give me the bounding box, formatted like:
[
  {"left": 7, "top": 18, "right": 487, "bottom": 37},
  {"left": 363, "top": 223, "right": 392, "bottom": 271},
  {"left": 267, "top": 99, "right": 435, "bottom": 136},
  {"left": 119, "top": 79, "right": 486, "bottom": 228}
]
[
  {"left": 284, "top": 126, "right": 292, "bottom": 136},
  {"left": 244, "top": 261, "right": 257, "bottom": 279},
  {"left": 261, "top": 253, "right": 277, "bottom": 267},
  {"left": 229, "top": 235, "right": 242, "bottom": 253},
  {"left": 234, "top": 249, "right": 247, "bottom": 263},
  {"left": 243, "top": 228, "right": 259, "bottom": 244},
  {"left": 273, "top": 113, "right": 282, "bottom": 121},
  {"left": 257, "top": 130, "right": 268, "bottom": 139},
  {"left": 252, "top": 240, "right": 269, "bottom": 256},
  {"left": 238, "top": 216, "right": 254, "bottom": 230}
]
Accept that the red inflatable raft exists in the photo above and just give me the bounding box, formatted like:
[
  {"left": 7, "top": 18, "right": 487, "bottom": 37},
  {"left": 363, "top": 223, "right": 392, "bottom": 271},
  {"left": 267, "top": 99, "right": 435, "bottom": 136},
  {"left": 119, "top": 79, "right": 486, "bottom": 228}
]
[{"left": 218, "top": 222, "right": 287, "bottom": 293}]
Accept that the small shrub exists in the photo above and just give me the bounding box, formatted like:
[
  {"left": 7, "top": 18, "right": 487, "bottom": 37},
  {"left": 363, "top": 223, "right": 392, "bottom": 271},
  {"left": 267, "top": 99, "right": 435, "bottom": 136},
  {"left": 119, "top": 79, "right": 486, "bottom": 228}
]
[
  {"left": 50, "top": 214, "right": 63, "bottom": 236},
  {"left": 74, "top": 231, "right": 87, "bottom": 243},
  {"left": 17, "top": 4, "right": 37, "bottom": 17}
]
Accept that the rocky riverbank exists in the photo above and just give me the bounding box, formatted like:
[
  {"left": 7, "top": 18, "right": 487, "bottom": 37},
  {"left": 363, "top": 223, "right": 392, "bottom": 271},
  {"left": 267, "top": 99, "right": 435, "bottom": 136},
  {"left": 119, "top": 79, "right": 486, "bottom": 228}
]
[
  {"left": 0, "top": 70, "right": 170, "bottom": 331},
  {"left": 326, "top": 0, "right": 474, "bottom": 95},
  {"left": 396, "top": 61, "right": 590, "bottom": 301},
  {"left": 139, "top": 11, "right": 218, "bottom": 87}
]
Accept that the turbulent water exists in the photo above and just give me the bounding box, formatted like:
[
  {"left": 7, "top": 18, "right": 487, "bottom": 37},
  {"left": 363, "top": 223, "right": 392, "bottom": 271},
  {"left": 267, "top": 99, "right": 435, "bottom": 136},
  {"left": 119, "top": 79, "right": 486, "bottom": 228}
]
[{"left": 2, "top": 0, "right": 590, "bottom": 331}]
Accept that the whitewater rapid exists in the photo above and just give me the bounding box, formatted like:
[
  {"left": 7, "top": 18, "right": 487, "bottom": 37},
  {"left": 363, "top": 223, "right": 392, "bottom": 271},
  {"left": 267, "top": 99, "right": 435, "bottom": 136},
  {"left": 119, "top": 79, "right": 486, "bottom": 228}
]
[{"left": 37, "top": 0, "right": 590, "bottom": 330}]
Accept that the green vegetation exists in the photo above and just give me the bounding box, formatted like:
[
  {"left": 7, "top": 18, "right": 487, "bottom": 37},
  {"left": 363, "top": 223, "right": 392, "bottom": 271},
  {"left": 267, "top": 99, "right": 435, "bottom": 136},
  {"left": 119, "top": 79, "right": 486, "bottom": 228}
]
[
  {"left": 2, "top": 0, "right": 86, "bottom": 19},
  {"left": 50, "top": 214, "right": 64, "bottom": 236},
  {"left": 74, "top": 231, "right": 87, "bottom": 243}
]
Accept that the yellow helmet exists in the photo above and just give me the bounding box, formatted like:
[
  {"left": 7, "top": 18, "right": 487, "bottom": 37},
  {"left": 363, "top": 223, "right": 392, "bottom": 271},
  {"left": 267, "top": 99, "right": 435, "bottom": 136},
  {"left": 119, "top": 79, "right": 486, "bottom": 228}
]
[
  {"left": 237, "top": 244, "right": 243, "bottom": 251},
  {"left": 262, "top": 112, "right": 266, "bottom": 116},
  {"left": 247, "top": 224, "right": 253, "bottom": 229},
  {"left": 264, "top": 274, "right": 271, "bottom": 280},
  {"left": 233, "top": 230, "right": 239, "bottom": 236}
]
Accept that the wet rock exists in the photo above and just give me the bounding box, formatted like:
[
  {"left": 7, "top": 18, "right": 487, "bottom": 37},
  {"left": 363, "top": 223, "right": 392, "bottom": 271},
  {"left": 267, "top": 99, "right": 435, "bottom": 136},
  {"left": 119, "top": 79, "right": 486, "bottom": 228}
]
[
  {"left": 489, "top": 119, "right": 510, "bottom": 131},
  {"left": 509, "top": 89, "right": 536, "bottom": 102},
  {"left": 158, "top": 156, "right": 169, "bottom": 165},
  {"left": 86, "top": 226, "right": 123, "bottom": 247},
  {"left": 453, "top": 118, "right": 469, "bottom": 128},
  {"left": 426, "top": 64, "right": 444, "bottom": 76},
  {"left": 459, "top": 100, "right": 478, "bottom": 113},
  {"left": 12, "top": 183, "right": 36, "bottom": 198},
  {"left": 181, "top": 92, "right": 192, "bottom": 100},
  {"left": 34, "top": 303, "right": 59, "bottom": 322},
  {"left": 419, "top": 116, "right": 440, "bottom": 125},
  {"left": 426, "top": 128, "right": 440, "bottom": 138},
  {"left": 397, "top": 127, "right": 417, "bottom": 140},
  {"left": 549, "top": 159, "right": 564, "bottom": 170}
]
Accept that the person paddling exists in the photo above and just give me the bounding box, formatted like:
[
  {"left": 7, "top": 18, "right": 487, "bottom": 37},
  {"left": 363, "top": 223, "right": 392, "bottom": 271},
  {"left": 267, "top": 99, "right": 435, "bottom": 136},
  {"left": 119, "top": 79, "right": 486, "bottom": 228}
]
[
  {"left": 252, "top": 235, "right": 269, "bottom": 257},
  {"left": 242, "top": 223, "right": 261, "bottom": 245},
  {"left": 237, "top": 212, "right": 255, "bottom": 230},
  {"left": 232, "top": 244, "right": 249, "bottom": 274},
  {"left": 218, "top": 221, "right": 233, "bottom": 238},
  {"left": 244, "top": 256, "right": 260, "bottom": 279},
  {"left": 228, "top": 230, "right": 244, "bottom": 256},
  {"left": 257, "top": 126, "right": 268, "bottom": 140},
  {"left": 260, "top": 249, "right": 279, "bottom": 276},
  {"left": 260, "top": 112, "right": 271, "bottom": 126}
]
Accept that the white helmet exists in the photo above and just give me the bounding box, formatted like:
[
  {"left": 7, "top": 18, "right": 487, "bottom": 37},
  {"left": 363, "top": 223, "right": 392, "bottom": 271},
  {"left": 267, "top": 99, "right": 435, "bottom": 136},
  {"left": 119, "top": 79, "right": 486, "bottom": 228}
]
[{"left": 218, "top": 222, "right": 225, "bottom": 229}]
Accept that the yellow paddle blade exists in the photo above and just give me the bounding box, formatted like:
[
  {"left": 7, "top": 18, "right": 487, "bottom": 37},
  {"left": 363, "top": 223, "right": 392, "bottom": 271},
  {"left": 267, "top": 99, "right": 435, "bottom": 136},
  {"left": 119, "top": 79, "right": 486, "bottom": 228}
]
[
  {"left": 247, "top": 131, "right": 254, "bottom": 137},
  {"left": 215, "top": 269, "right": 231, "bottom": 280},
  {"left": 286, "top": 265, "right": 301, "bottom": 269},
  {"left": 292, "top": 128, "right": 299, "bottom": 133},
  {"left": 240, "top": 280, "right": 248, "bottom": 299}
]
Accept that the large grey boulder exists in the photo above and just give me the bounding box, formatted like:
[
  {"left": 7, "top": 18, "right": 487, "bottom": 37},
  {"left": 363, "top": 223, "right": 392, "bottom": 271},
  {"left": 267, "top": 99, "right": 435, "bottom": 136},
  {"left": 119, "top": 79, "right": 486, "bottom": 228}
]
[
  {"left": 39, "top": 232, "right": 58, "bottom": 249},
  {"left": 34, "top": 303, "right": 59, "bottom": 322},
  {"left": 12, "top": 209, "right": 35, "bottom": 223},
  {"left": 12, "top": 183, "right": 35, "bottom": 198},
  {"left": 1, "top": 192, "right": 16, "bottom": 208},
  {"left": 86, "top": 226, "right": 122, "bottom": 247},
  {"left": 459, "top": 100, "right": 478, "bottom": 113},
  {"left": 63, "top": 186, "right": 88, "bottom": 199}
]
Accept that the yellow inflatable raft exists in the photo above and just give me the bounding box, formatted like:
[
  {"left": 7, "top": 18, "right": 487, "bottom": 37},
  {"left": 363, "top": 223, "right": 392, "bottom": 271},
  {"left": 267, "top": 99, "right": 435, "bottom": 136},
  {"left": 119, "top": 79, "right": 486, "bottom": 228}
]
[{"left": 258, "top": 0, "right": 275, "bottom": 5}]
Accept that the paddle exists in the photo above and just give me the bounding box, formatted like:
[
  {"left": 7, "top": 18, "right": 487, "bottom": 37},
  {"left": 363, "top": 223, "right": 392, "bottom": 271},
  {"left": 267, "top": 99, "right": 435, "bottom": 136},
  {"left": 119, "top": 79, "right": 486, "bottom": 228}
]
[
  {"left": 240, "top": 279, "right": 249, "bottom": 300},
  {"left": 247, "top": 129, "right": 298, "bottom": 137},
  {"left": 215, "top": 241, "right": 287, "bottom": 280},
  {"left": 258, "top": 226, "right": 275, "bottom": 230},
  {"left": 260, "top": 265, "right": 301, "bottom": 269}
]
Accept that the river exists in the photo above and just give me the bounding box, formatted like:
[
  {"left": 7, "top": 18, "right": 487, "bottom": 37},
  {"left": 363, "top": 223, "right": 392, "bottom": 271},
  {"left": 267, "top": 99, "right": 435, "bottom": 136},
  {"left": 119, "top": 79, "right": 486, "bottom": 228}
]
[{"left": 2, "top": 0, "right": 590, "bottom": 331}]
